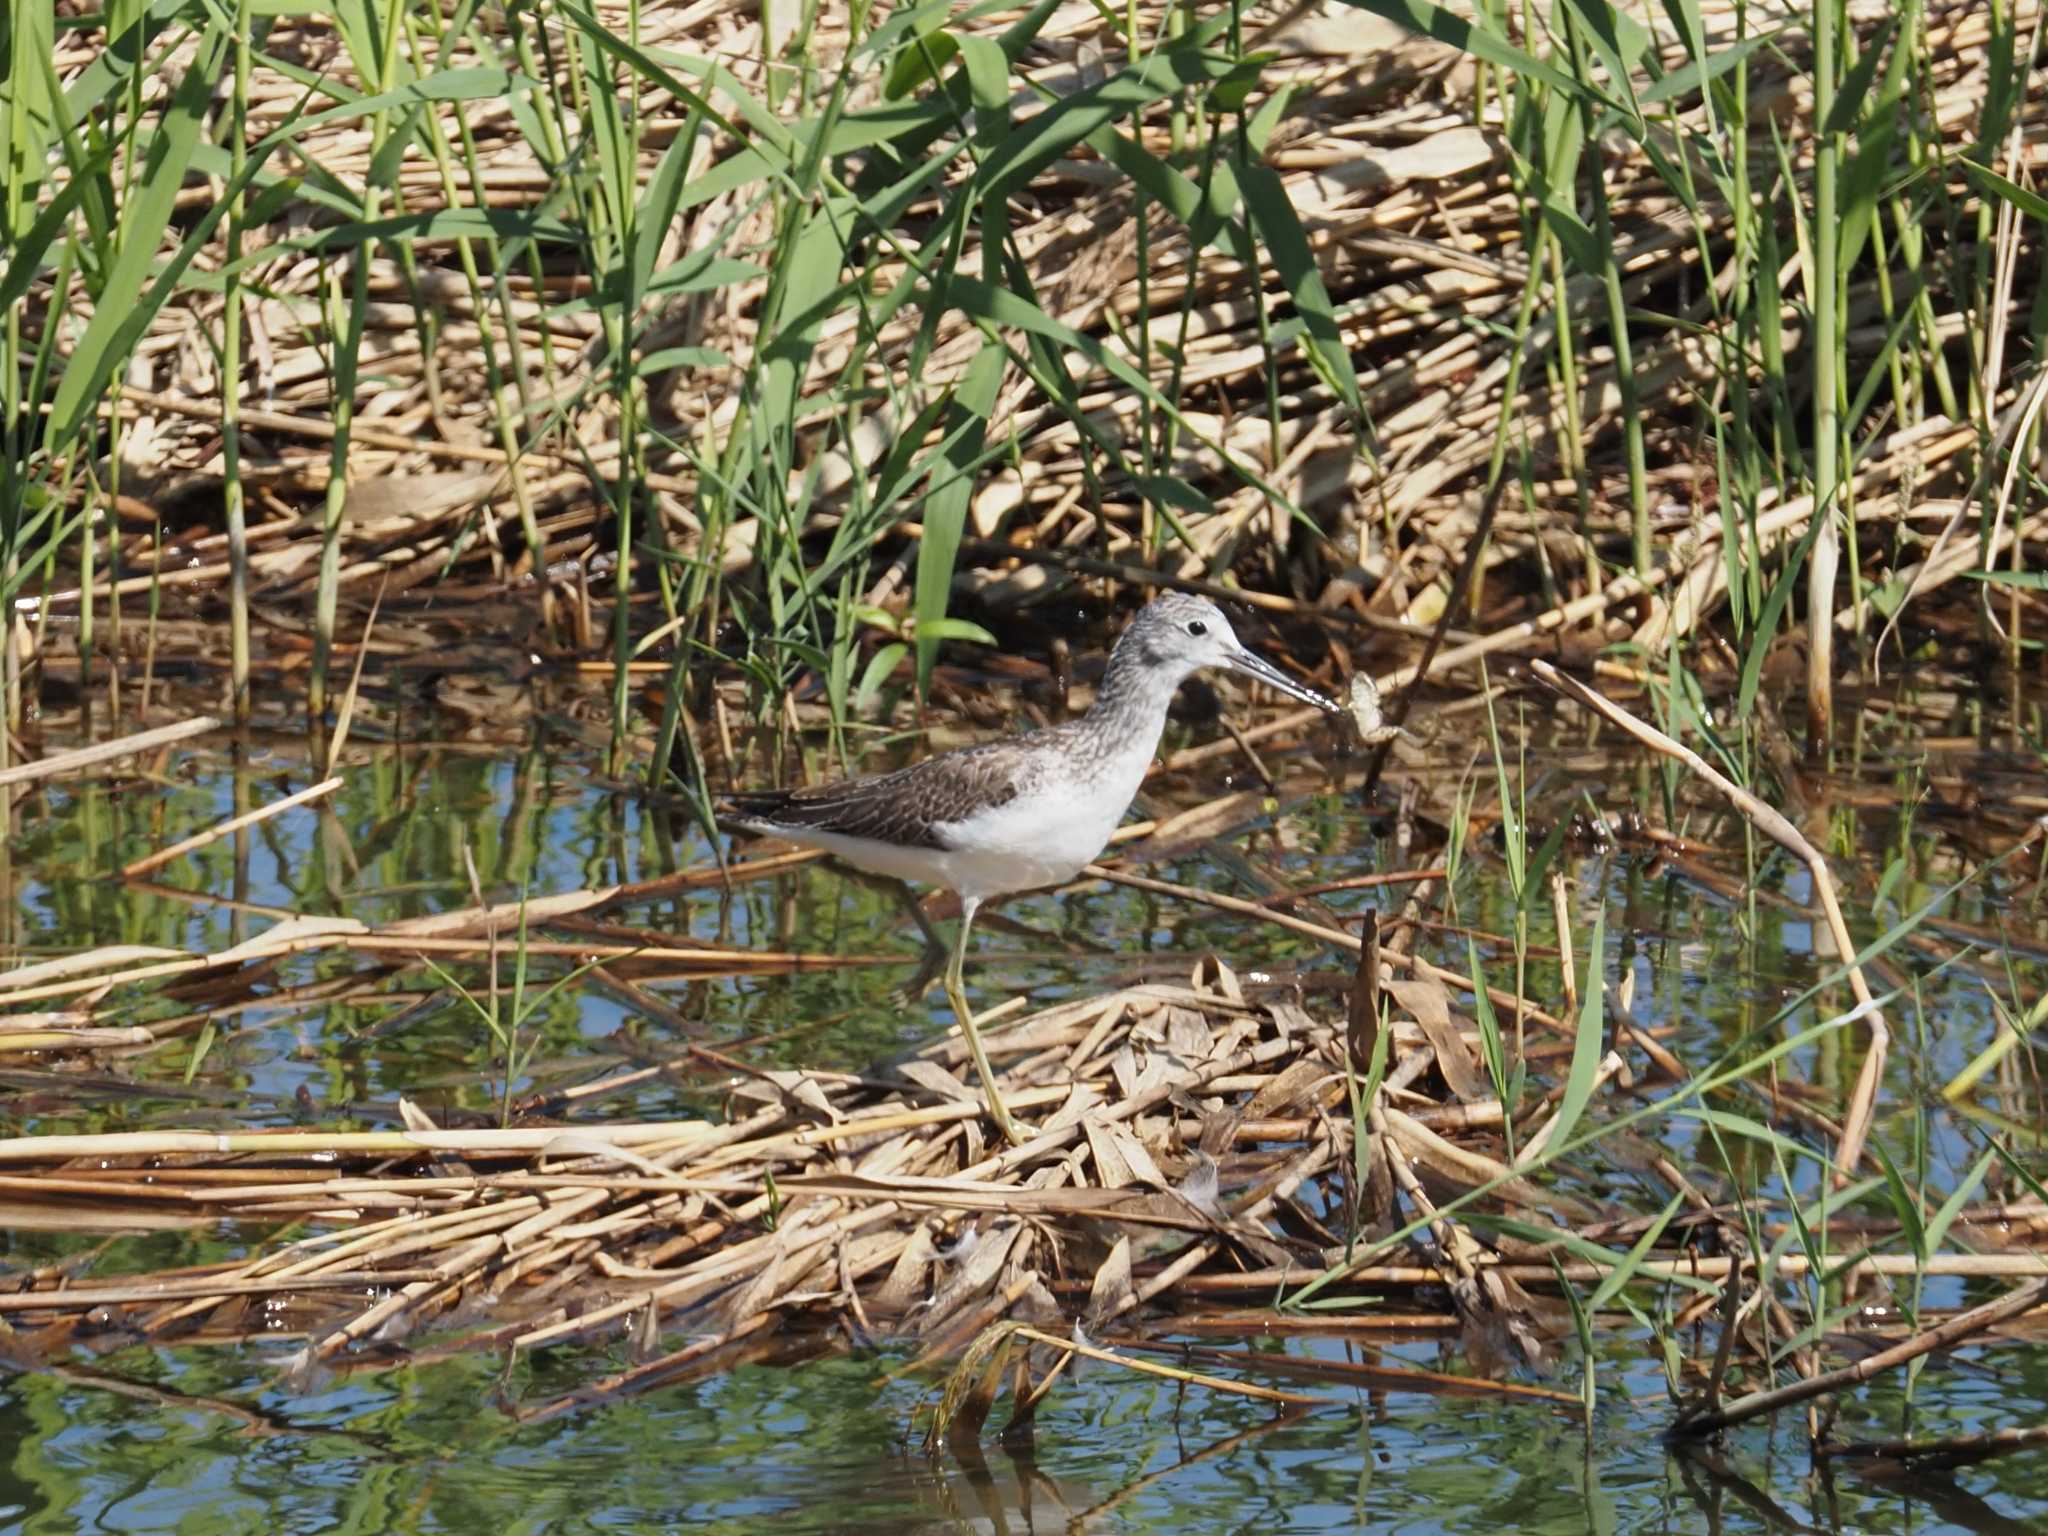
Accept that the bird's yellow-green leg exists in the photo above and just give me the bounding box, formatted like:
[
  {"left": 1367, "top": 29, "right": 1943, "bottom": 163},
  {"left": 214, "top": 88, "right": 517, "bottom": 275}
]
[{"left": 943, "top": 897, "right": 1025, "bottom": 1146}]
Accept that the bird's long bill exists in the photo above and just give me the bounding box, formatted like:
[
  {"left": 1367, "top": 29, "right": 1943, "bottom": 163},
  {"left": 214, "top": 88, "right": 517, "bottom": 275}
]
[{"left": 1226, "top": 645, "right": 1341, "bottom": 713}]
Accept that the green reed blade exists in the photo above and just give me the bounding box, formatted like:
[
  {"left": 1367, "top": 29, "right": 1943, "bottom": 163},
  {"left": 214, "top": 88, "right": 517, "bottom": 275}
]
[
  {"left": 46, "top": 28, "right": 226, "bottom": 451},
  {"left": 913, "top": 341, "right": 1003, "bottom": 696},
  {"left": 1535, "top": 914, "right": 1607, "bottom": 1162},
  {"left": 1238, "top": 160, "right": 1364, "bottom": 423}
]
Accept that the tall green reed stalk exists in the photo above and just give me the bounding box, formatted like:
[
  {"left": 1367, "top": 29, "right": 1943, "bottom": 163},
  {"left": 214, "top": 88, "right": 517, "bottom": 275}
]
[
  {"left": 307, "top": 1, "right": 405, "bottom": 722},
  {"left": 1804, "top": 0, "right": 1845, "bottom": 751},
  {"left": 221, "top": 0, "right": 254, "bottom": 718}
]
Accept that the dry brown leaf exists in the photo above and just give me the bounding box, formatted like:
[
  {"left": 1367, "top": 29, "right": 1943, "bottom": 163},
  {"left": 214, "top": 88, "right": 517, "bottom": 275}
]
[
  {"left": 1085, "top": 1235, "right": 1134, "bottom": 1330},
  {"left": 396, "top": 1098, "right": 441, "bottom": 1134},
  {"left": 1387, "top": 976, "right": 1486, "bottom": 1103},
  {"left": 722, "top": 1241, "right": 787, "bottom": 1325},
  {"left": 922, "top": 1222, "right": 1022, "bottom": 1333},
  {"left": 897, "top": 1060, "right": 978, "bottom": 1103},
  {"left": 1083, "top": 1116, "right": 1138, "bottom": 1189},
  {"left": 1244, "top": 1057, "right": 1330, "bottom": 1119},
  {"left": 1163, "top": 1006, "right": 1215, "bottom": 1062},
  {"left": 730, "top": 1070, "right": 843, "bottom": 1123},
  {"left": 870, "top": 1223, "right": 937, "bottom": 1317}
]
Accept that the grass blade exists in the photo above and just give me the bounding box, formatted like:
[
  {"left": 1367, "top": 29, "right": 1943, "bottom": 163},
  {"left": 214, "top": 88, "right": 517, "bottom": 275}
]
[
  {"left": 914, "top": 341, "right": 1004, "bottom": 695},
  {"left": 47, "top": 28, "right": 228, "bottom": 449},
  {"left": 1533, "top": 913, "right": 1606, "bottom": 1163}
]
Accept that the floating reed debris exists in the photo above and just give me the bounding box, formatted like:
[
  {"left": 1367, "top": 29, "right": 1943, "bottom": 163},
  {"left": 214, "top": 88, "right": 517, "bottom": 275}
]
[
  {"left": 0, "top": 878, "right": 896, "bottom": 1020},
  {"left": 0, "top": 954, "right": 2041, "bottom": 1439},
  {"left": 0, "top": 716, "right": 220, "bottom": 790}
]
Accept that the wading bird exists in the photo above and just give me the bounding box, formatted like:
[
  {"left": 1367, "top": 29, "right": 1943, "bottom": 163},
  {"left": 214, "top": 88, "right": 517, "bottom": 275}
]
[{"left": 725, "top": 592, "right": 1338, "bottom": 1144}]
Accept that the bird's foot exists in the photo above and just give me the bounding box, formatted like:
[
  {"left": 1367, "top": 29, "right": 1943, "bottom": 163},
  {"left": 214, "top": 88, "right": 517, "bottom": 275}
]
[
  {"left": 987, "top": 1102, "right": 1034, "bottom": 1148},
  {"left": 891, "top": 941, "right": 948, "bottom": 1007}
]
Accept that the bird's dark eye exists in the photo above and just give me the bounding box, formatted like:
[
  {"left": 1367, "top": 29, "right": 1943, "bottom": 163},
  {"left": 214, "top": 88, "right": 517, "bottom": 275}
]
[{"left": 1187, "top": 620, "right": 1207, "bottom": 636}]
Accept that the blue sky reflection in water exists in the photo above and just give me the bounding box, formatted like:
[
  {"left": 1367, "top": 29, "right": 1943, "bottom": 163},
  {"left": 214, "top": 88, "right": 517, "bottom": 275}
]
[{"left": 3, "top": 736, "right": 2047, "bottom": 1533}]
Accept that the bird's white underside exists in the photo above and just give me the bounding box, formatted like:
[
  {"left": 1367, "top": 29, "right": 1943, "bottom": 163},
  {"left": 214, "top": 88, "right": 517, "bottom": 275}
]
[{"left": 746, "top": 731, "right": 1158, "bottom": 903}]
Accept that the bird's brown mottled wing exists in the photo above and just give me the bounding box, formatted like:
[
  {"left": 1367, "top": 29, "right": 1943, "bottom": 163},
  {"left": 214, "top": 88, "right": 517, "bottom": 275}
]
[{"left": 724, "top": 742, "right": 1024, "bottom": 851}]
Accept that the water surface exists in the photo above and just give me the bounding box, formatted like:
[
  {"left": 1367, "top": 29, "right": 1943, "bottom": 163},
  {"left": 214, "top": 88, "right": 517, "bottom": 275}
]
[{"left": 2, "top": 692, "right": 2044, "bottom": 1534}]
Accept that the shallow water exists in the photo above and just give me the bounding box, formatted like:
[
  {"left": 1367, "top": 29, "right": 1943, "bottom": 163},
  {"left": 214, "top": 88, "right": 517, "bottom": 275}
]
[
  {"left": 3, "top": 695, "right": 2046, "bottom": 1534},
  {"left": 7, "top": 1331, "right": 2048, "bottom": 1535}
]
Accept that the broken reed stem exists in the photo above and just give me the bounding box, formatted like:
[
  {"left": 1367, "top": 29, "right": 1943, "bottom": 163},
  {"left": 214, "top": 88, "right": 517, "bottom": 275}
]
[
  {"left": 1005, "top": 1325, "right": 1331, "bottom": 1407},
  {"left": 0, "top": 1122, "right": 717, "bottom": 1163},
  {"left": 1528, "top": 660, "right": 1888, "bottom": 1177},
  {"left": 1549, "top": 870, "right": 1576, "bottom": 1017},
  {"left": 1171, "top": 1250, "right": 2048, "bottom": 1292},
  {"left": 1693, "top": 1251, "right": 1745, "bottom": 1422},
  {"left": 1672, "top": 1276, "right": 2048, "bottom": 1437},
  {"left": 1145, "top": 1338, "right": 1581, "bottom": 1405},
  {"left": 1814, "top": 1421, "right": 2048, "bottom": 1468},
  {"left": 1082, "top": 861, "right": 1569, "bottom": 1034},
  {"left": 0, "top": 1270, "right": 447, "bottom": 1308},
  {"left": 121, "top": 775, "right": 344, "bottom": 878},
  {"left": 1370, "top": 1097, "right": 1476, "bottom": 1287},
  {"left": 324, "top": 575, "right": 386, "bottom": 776},
  {"left": 0, "top": 935, "right": 895, "bottom": 1010},
  {"left": 0, "top": 715, "right": 219, "bottom": 788}
]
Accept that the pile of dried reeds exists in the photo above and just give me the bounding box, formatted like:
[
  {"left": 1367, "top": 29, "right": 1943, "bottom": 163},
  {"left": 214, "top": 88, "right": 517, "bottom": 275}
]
[{"left": 0, "top": 946, "right": 1688, "bottom": 1406}]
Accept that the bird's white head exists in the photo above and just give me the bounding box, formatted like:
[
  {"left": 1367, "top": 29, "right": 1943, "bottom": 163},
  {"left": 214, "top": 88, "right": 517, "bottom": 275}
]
[{"left": 1111, "top": 592, "right": 1337, "bottom": 712}]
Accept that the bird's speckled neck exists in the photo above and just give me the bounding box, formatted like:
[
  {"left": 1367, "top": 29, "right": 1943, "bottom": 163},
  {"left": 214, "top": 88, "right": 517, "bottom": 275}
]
[
  {"left": 1060, "top": 627, "right": 1184, "bottom": 776},
  {"left": 1090, "top": 613, "right": 1186, "bottom": 715}
]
